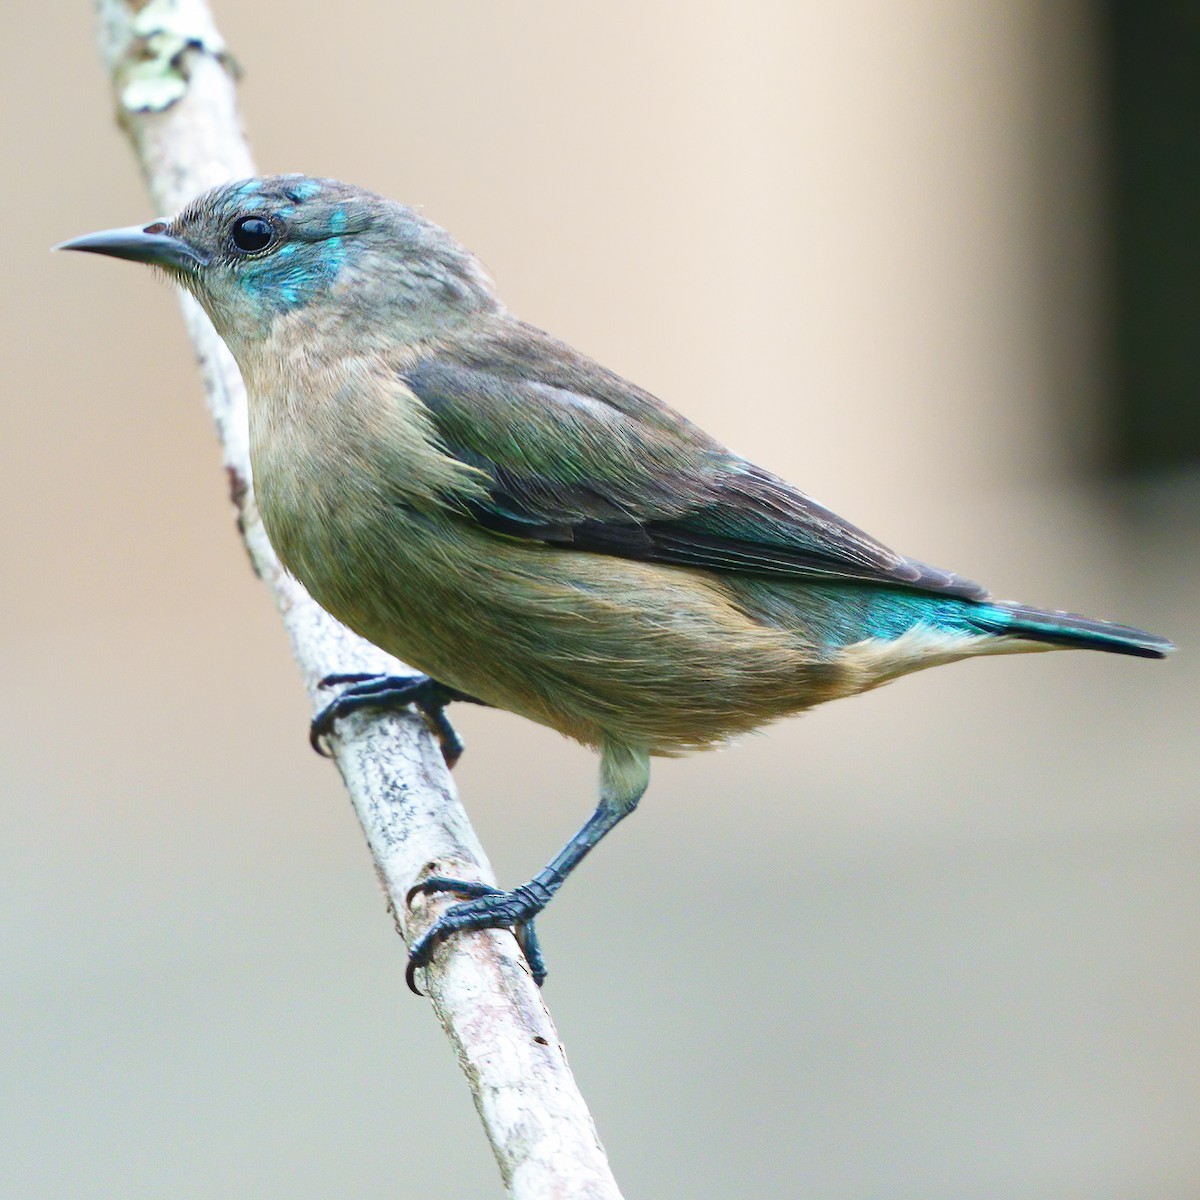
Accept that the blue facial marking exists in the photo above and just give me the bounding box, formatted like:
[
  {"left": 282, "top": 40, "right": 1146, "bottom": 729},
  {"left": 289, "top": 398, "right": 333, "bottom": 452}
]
[
  {"left": 238, "top": 225, "right": 357, "bottom": 312},
  {"left": 329, "top": 207, "right": 348, "bottom": 235}
]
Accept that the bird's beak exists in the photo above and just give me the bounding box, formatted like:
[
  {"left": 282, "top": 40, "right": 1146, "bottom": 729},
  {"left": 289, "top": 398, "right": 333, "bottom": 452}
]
[{"left": 54, "top": 222, "right": 209, "bottom": 270}]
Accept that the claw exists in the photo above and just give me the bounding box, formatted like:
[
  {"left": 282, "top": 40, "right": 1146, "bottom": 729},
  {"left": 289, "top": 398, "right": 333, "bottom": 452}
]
[
  {"left": 405, "top": 875, "right": 500, "bottom": 908},
  {"left": 309, "top": 672, "right": 477, "bottom": 765},
  {"left": 404, "top": 875, "right": 547, "bottom": 994},
  {"left": 318, "top": 672, "right": 381, "bottom": 688},
  {"left": 513, "top": 921, "right": 547, "bottom": 987}
]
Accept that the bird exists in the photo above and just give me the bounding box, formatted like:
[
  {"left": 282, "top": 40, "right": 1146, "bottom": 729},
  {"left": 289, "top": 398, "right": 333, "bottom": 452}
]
[{"left": 59, "top": 174, "right": 1174, "bottom": 992}]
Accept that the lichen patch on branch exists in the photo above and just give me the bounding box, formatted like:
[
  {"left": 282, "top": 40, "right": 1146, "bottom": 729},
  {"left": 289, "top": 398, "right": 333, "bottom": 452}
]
[{"left": 117, "top": 0, "right": 234, "bottom": 113}]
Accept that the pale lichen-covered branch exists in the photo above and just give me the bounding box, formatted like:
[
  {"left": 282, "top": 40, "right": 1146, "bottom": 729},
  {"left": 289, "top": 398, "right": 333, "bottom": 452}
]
[{"left": 89, "top": 2, "right": 623, "bottom": 1195}]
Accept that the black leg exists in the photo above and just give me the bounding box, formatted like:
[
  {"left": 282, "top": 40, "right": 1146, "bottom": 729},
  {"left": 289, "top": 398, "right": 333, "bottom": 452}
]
[
  {"left": 405, "top": 745, "right": 650, "bottom": 993},
  {"left": 310, "top": 672, "right": 486, "bottom": 767}
]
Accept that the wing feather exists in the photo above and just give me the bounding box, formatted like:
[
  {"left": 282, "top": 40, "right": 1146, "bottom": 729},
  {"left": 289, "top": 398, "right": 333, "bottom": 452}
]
[{"left": 401, "top": 321, "right": 987, "bottom": 600}]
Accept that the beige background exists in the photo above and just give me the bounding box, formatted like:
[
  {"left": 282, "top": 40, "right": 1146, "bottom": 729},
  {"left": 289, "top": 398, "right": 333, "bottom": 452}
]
[{"left": 3, "top": 2, "right": 1197, "bottom": 1196}]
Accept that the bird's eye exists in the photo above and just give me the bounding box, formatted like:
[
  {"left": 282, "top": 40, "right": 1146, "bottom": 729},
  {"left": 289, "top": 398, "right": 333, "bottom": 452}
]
[{"left": 230, "top": 216, "right": 274, "bottom": 254}]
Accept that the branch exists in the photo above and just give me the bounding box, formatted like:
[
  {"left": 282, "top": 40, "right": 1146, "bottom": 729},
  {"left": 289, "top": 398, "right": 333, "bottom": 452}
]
[{"left": 91, "top": 2, "right": 623, "bottom": 1195}]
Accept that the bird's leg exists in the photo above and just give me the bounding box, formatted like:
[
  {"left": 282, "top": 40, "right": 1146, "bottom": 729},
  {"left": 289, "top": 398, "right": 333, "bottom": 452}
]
[
  {"left": 310, "top": 672, "right": 487, "bottom": 767},
  {"left": 405, "top": 744, "right": 650, "bottom": 993}
]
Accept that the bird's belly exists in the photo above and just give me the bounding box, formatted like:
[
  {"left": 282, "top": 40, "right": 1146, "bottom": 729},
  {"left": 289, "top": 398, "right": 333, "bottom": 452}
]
[{"left": 261, "top": 487, "right": 836, "bottom": 752}]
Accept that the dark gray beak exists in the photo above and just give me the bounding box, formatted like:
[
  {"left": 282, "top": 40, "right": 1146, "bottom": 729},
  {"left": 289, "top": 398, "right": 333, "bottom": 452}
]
[{"left": 54, "top": 223, "right": 209, "bottom": 270}]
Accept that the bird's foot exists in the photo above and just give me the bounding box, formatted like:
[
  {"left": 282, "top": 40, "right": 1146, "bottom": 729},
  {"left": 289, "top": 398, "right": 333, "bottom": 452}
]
[
  {"left": 310, "top": 672, "right": 481, "bottom": 767},
  {"left": 405, "top": 875, "right": 549, "bottom": 994}
]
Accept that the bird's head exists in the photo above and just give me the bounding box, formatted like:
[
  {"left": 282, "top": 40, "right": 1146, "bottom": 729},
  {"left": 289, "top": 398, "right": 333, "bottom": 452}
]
[{"left": 58, "top": 174, "right": 499, "bottom": 356}]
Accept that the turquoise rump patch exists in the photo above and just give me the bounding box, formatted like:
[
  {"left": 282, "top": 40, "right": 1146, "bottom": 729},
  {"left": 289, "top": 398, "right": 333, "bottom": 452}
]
[{"left": 801, "top": 585, "right": 987, "bottom": 649}]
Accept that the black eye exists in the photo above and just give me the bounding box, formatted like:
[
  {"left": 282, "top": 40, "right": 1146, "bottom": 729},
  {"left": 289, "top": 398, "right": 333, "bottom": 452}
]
[{"left": 230, "top": 216, "right": 274, "bottom": 253}]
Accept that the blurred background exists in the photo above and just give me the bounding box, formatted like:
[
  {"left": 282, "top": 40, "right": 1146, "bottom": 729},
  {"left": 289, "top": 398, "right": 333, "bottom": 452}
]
[{"left": 3, "top": 2, "right": 1197, "bottom": 1196}]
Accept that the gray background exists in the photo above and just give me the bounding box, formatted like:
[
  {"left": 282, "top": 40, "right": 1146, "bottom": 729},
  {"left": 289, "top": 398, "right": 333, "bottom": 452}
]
[{"left": 3, "top": 2, "right": 1196, "bottom": 1196}]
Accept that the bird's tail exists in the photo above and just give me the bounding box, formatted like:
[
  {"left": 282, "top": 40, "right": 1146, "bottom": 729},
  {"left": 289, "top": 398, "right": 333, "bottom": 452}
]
[{"left": 967, "top": 602, "right": 1174, "bottom": 659}]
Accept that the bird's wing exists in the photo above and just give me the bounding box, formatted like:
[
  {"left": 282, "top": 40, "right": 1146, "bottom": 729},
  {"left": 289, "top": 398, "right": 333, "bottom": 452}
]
[{"left": 401, "top": 322, "right": 987, "bottom": 599}]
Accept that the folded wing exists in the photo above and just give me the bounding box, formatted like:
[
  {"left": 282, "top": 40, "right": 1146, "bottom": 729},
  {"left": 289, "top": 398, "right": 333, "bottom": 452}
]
[{"left": 402, "top": 321, "right": 987, "bottom": 600}]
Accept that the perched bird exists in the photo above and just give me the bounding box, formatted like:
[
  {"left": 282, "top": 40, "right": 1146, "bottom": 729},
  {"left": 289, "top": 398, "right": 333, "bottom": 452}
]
[{"left": 60, "top": 175, "right": 1173, "bottom": 990}]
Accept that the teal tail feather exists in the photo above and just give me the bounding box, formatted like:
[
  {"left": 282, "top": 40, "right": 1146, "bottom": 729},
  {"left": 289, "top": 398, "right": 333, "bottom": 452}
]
[{"left": 969, "top": 603, "right": 1175, "bottom": 659}]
